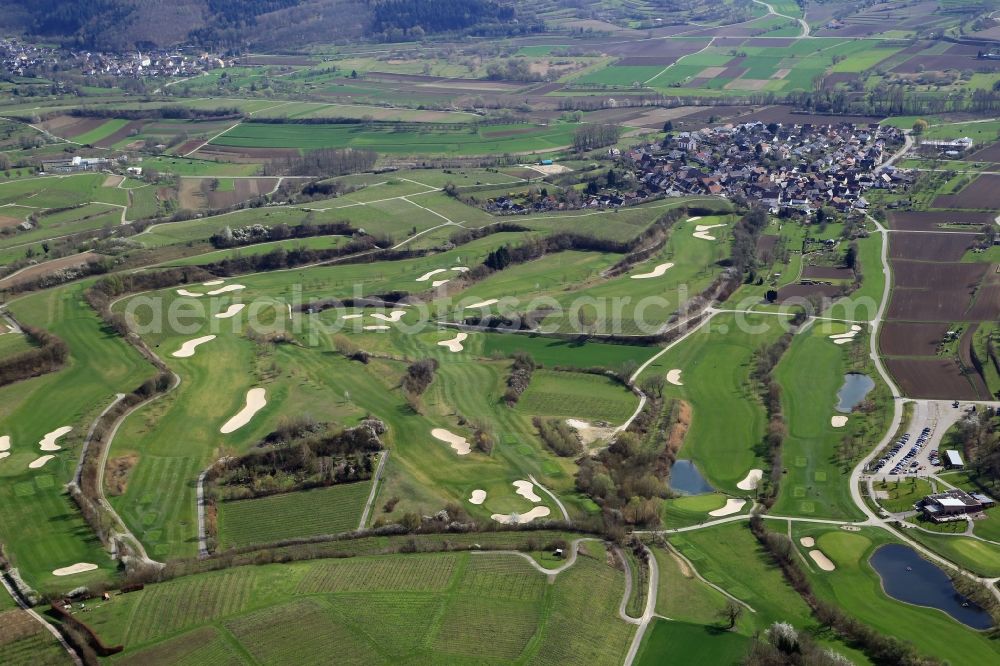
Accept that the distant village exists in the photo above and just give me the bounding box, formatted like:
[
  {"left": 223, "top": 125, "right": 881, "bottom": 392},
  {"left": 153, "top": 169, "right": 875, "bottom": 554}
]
[
  {"left": 0, "top": 37, "right": 233, "bottom": 80},
  {"left": 486, "top": 121, "right": 910, "bottom": 216},
  {"left": 627, "top": 121, "right": 910, "bottom": 216}
]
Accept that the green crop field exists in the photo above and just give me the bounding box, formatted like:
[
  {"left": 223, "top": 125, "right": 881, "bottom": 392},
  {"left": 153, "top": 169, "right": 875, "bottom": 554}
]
[
  {"left": 217, "top": 481, "right": 372, "bottom": 548},
  {"left": 0, "top": 609, "right": 70, "bottom": 665},
  {"left": 83, "top": 548, "right": 635, "bottom": 664},
  {"left": 211, "top": 122, "right": 578, "bottom": 156},
  {"left": 636, "top": 619, "right": 749, "bottom": 666}
]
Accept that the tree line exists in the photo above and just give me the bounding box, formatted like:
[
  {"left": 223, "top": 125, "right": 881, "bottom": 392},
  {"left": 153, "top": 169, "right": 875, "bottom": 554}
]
[{"left": 0, "top": 324, "right": 68, "bottom": 388}]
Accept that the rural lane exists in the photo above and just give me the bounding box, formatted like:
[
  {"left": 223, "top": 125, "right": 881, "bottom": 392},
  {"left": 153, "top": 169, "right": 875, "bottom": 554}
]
[{"left": 623, "top": 545, "right": 660, "bottom": 666}]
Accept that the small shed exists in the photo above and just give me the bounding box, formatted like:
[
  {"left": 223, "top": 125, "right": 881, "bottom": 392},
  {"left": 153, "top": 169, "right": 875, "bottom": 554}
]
[{"left": 945, "top": 450, "right": 964, "bottom": 469}]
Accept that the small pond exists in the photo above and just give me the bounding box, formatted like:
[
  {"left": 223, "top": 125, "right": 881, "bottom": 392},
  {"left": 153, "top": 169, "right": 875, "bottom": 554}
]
[
  {"left": 869, "top": 544, "right": 993, "bottom": 630},
  {"left": 670, "top": 460, "right": 715, "bottom": 495},
  {"left": 835, "top": 373, "right": 875, "bottom": 413}
]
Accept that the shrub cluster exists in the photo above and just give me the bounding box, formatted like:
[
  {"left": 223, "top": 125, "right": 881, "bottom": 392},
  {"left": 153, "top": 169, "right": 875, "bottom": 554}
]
[
  {"left": 0, "top": 324, "right": 68, "bottom": 387},
  {"left": 503, "top": 352, "right": 535, "bottom": 405},
  {"left": 532, "top": 417, "right": 582, "bottom": 457}
]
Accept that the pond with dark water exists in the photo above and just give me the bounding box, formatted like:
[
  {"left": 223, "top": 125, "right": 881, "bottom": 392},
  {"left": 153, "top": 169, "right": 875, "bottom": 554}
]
[
  {"left": 670, "top": 459, "right": 715, "bottom": 495},
  {"left": 869, "top": 543, "right": 993, "bottom": 630}
]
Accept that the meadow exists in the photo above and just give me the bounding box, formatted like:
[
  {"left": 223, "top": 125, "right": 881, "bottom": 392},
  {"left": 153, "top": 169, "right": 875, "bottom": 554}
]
[
  {"left": 82, "top": 547, "right": 635, "bottom": 664},
  {"left": 210, "top": 122, "right": 578, "bottom": 156}
]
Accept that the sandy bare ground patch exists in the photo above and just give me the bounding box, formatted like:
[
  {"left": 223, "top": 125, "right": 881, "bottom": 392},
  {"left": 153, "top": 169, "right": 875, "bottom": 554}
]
[
  {"left": 491, "top": 506, "right": 551, "bottom": 524},
  {"left": 469, "top": 489, "right": 487, "bottom": 505},
  {"left": 809, "top": 550, "right": 836, "bottom": 571},
  {"left": 102, "top": 175, "right": 124, "bottom": 187},
  {"left": 207, "top": 284, "right": 245, "bottom": 296},
  {"left": 39, "top": 426, "right": 71, "bottom": 452},
  {"left": 221, "top": 388, "right": 267, "bottom": 434},
  {"left": 29, "top": 455, "right": 55, "bottom": 469},
  {"left": 737, "top": 469, "right": 763, "bottom": 491},
  {"left": 172, "top": 335, "right": 216, "bottom": 358},
  {"left": 176, "top": 289, "right": 203, "bottom": 297},
  {"left": 527, "top": 163, "right": 572, "bottom": 175},
  {"left": 371, "top": 310, "right": 406, "bottom": 322},
  {"left": 696, "top": 223, "right": 725, "bottom": 232},
  {"left": 840, "top": 525, "right": 861, "bottom": 532},
  {"left": 0, "top": 252, "right": 99, "bottom": 289},
  {"left": 687, "top": 216, "right": 702, "bottom": 222},
  {"left": 52, "top": 562, "right": 98, "bottom": 577},
  {"left": 771, "top": 68, "right": 791, "bottom": 79},
  {"left": 666, "top": 369, "right": 683, "bottom": 386},
  {"left": 416, "top": 268, "right": 447, "bottom": 282},
  {"left": 631, "top": 262, "right": 675, "bottom": 279},
  {"left": 0, "top": 435, "right": 9, "bottom": 452},
  {"left": 697, "top": 66, "right": 728, "bottom": 78},
  {"left": 709, "top": 498, "right": 746, "bottom": 517},
  {"left": 203, "top": 279, "right": 225, "bottom": 286},
  {"left": 693, "top": 224, "right": 724, "bottom": 241},
  {"left": 215, "top": 304, "right": 245, "bottom": 319},
  {"left": 431, "top": 279, "right": 450, "bottom": 288},
  {"left": 467, "top": 299, "right": 499, "bottom": 308},
  {"left": 341, "top": 314, "right": 363, "bottom": 320},
  {"left": 831, "top": 416, "right": 848, "bottom": 428},
  {"left": 800, "top": 536, "right": 816, "bottom": 548},
  {"left": 431, "top": 428, "right": 471, "bottom": 455},
  {"left": 438, "top": 332, "right": 468, "bottom": 352},
  {"left": 513, "top": 480, "right": 541, "bottom": 503},
  {"left": 363, "top": 325, "right": 390, "bottom": 331},
  {"left": 566, "top": 418, "right": 615, "bottom": 446},
  {"left": 0, "top": 215, "right": 23, "bottom": 229}
]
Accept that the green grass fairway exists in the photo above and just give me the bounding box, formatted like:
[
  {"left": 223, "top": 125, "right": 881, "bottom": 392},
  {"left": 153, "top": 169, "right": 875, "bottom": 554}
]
[
  {"left": 0, "top": 283, "right": 154, "bottom": 593},
  {"left": 480, "top": 333, "right": 656, "bottom": 371},
  {"left": 662, "top": 493, "right": 729, "bottom": 528},
  {"left": 84, "top": 548, "right": 635, "bottom": 664},
  {"left": 906, "top": 531, "right": 1000, "bottom": 577},
  {"left": 211, "top": 122, "right": 578, "bottom": 156},
  {"left": 217, "top": 482, "right": 372, "bottom": 548},
  {"left": 639, "top": 313, "right": 783, "bottom": 492},
  {"left": 636, "top": 619, "right": 748, "bottom": 666},
  {"left": 772, "top": 322, "right": 883, "bottom": 520},
  {"left": 796, "top": 526, "right": 1000, "bottom": 664},
  {"left": 652, "top": 546, "right": 730, "bottom": 624}
]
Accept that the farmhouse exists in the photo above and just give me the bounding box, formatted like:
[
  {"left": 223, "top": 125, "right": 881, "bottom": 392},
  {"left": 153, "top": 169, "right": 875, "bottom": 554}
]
[{"left": 917, "top": 489, "right": 996, "bottom": 522}]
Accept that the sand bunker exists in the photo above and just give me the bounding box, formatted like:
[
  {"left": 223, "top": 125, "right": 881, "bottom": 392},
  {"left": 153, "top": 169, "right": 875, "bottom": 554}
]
[
  {"left": 203, "top": 279, "right": 225, "bottom": 286},
  {"left": 800, "top": 536, "right": 816, "bottom": 548},
  {"left": 452, "top": 266, "right": 469, "bottom": 273},
  {"left": 0, "top": 435, "right": 9, "bottom": 452},
  {"left": 831, "top": 415, "right": 848, "bottom": 428},
  {"left": 171, "top": 335, "right": 216, "bottom": 358},
  {"left": 491, "top": 506, "right": 551, "bottom": 525},
  {"left": 431, "top": 279, "right": 450, "bottom": 288},
  {"left": 687, "top": 216, "right": 702, "bottom": 222},
  {"left": 834, "top": 338, "right": 855, "bottom": 346},
  {"left": 431, "top": 428, "right": 471, "bottom": 455},
  {"left": 371, "top": 310, "right": 406, "bottom": 322},
  {"left": 438, "top": 332, "right": 468, "bottom": 352},
  {"left": 207, "top": 284, "right": 245, "bottom": 296},
  {"left": 829, "top": 326, "right": 861, "bottom": 344},
  {"left": 467, "top": 299, "right": 499, "bottom": 308},
  {"left": 341, "top": 314, "right": 363, "bottom": 320},
  {"left": 809, "top": 550, "right": 836, "bottom": 571},
  {"left": 469, "top": 489, "right": 487, "bottom": 505},
  {"left": 0, "top": 452, "right": 9, "bottom": 462},
  {"left": 666, "top": 369, "right": 683, "bottom": 386},
  {"left": 513, "top": 480, "right": 541, "bottom": 503},
  {"left": 215, "top": 304, "right": 246, "bottom": 319},
  {"left": 176, "top": 289, "right": 203, "bottom": 297},
  {"left": 631, "top": 262, "right": 675, "bottom": 279},
  {"left": 53, "top": 563, "right": 98, "bottom": 577},
  {"left": 29, "top": 455, "right": 55, "bottom": 469},
  {"left": 695, "top": 223, "right": 725, "bottom": 232},
  {"left": 416, "top": 268, "right": 448, "bottom": 282},
  {"left": 39, "top": 426, "right": 72, "bottom": 452},
  {"left": 363, "top": 325, "right": 390, "bottom": 331},
  {"left": 693, "top": 231, "right": 718, "bottom": 241},
  {"left": 709, "top": 498, "right": 746, "bottom": 517},
  {"left": 220, "top": 388, "right": 267, "bottom": 434},
  {"left": 736, "top": 469, "right": 763, "bottom": 491}
]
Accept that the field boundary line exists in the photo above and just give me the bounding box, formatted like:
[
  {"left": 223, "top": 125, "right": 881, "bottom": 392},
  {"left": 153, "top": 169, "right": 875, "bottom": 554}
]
[
  {"left": 662, "top": 539, "right": 756, "bottom": 613},
  {"left": 73, "top": 392, "right": 127, "bottom": 487},
  {"left": 358, "top": 450, "right": 389, "bottom": 529},
  {"left": 623, "top": 544, "right": 659, "bottom": 666}
]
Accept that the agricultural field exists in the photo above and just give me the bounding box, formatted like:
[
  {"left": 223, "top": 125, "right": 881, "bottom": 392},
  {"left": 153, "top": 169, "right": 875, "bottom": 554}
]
[{"left": 82, "top": 548, "right": 635, "bottom": 664}]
